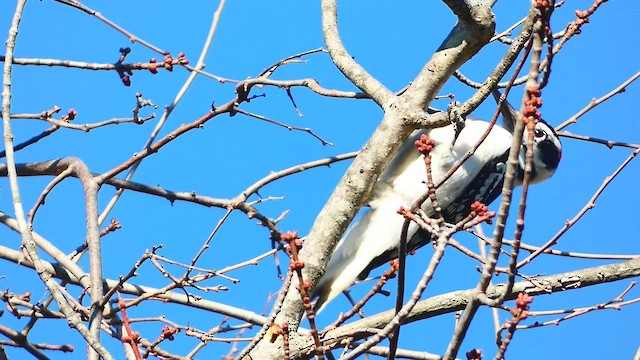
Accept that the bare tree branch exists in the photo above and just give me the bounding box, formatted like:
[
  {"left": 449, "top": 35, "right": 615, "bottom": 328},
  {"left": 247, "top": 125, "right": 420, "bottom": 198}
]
[
  {"left": 295, "top": 258, "right": 640, "bottom": 358},
  {"left": 320, "top": 0, "right": 394, "bottom": 107}
]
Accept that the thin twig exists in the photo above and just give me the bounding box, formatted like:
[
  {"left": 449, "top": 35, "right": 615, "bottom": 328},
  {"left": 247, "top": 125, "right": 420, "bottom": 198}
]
[
  {"left": 442, "top": 4, "right": 548, "bottom": 358},
  {"left": 233, "top": 108, "right": 333, "bottom": 146},
  {"left": 97, "top": 0, "right": 227, "bottom": 225},
  {"left": 556, "top": 71, "right": 640, "bottom": 131},
  {"left": 27, "top": 168, "right": 73, "bottom": 228},
  {"left": 520, "top": 282, "right": 638, "bottom": 329},
  {"left": 517, "top": 147, "right": 640, "bottom": 268},
  {"left": 0, "top": 124, "right": 60, "bottom": 158},
  {"left": 558, "top": 131, "right": 640, "bottom": 149},
  {"left": 234, "top": 268, "right": 294, "bottom": 360}
]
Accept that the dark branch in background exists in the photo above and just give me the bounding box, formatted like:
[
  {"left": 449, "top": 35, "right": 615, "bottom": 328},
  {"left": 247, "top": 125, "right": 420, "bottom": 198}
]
[
  {"left": 0, "top": 124, "right": 59, "bottom": 158},
  {"left": 258, "top": 48, "right": 325, "bottom": 78},
  {"left": 390, "top": 136, "right": 445, "bottom": 359},
  {"left": 558, "top": 131, "right": 640, "bottom": 150}
]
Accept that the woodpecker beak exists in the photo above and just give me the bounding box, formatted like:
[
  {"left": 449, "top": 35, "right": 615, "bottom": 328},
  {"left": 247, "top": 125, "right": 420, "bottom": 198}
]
[{"left": 491, "top": 88, "right": 518, "bottom": 134}]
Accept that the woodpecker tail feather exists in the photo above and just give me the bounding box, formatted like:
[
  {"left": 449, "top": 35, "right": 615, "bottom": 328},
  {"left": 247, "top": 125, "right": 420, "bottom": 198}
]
[{"left": 313, "top": 197, "right": 404, "bottom": 313}]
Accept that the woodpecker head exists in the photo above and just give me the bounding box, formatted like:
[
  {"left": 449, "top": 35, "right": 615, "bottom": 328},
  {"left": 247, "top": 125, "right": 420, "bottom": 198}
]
[{"left": 492, "top": 89, "right": 562, "bottom": 184}]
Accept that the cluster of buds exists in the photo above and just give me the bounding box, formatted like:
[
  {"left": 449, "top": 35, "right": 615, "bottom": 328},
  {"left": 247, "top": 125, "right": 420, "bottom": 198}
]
[
  {"left": 163, "top": 54, "right": 174, "bottom": 71},
  {"left": 575, "top": 9, "right": 591, "bottom": 22},
  {"left": 466, "top": 348, "right": 482, "bottom": 360},
  {"left": 17, "top": 291, "right": 32, "bottom": 302},
  {"left": 119, "top": 71, "right": 132, "bottom": 86},
  {"left": 533, "top": 0, "right": 550, "bottom": 9},
  {"left": 415, "top": 134, "right": 436, "bottom": 155},
  {"left": 59, "top": 345, "right": 74, "bottom": 353},
  {"left": 281, "top": 322, "right": 291, "bottom": 359},
  {"left": 383, "top": 259, "right": 400, "bottom": 280},
  {"left": 121, "top": 330, "right": 140, "bottom": 344},
  {"left": 159, "top": 52, "right": 189, "bottom": 72},
  {"left": 282, "top": 231, "right": 305, "bottom": 271},
  {"left": 470, "top": 201, "right": 489, "bottom": 217},
  {"left": 469, "top": 201, "right": 495, "bottom": 225},
  {"left": 61, "top": 109, "right": 77, "bottom": 122},
  {"left": 148, "top": 52, "right": 190, "bottom": 74},
  {"left": 160, "top": 326, "right": 178, "bottom": 341},
  {"left": 511, "top": 292, "right": 534, "bottom": 320},
  {"left": 149, "top": 57, "right": 159, "bottom": 74},
  {"left": 117, "top": 48, "right": 134, "bottom": 86},
  {"left": 290, "top": 260, "right": 305, "bottom": 271},
  {"left": 296, "top": 279, "right": 311, "bottom": 292},
  {"left": 118, "top": 47, "right": 131, "bottom": 63},
  {"left": 575, "top": 0, "right": 609, "bottom": 26},
  {"left": 101, "top": 218, "right": 122, "bottom": 237},
  {"left": 389, "top": 259, "right": 400, "bottom": 273},
  {"left": 117, "top": 47, "right": 190, "bottom": 85},
  {"left": 282, "top": 231, "right": 302, "bottom": 250},
  {"left": 522, "top": 85, "right": 543, "bottom": 125},
  {"left": 572, "top": 1, "right": 608, "bottom": 34}
]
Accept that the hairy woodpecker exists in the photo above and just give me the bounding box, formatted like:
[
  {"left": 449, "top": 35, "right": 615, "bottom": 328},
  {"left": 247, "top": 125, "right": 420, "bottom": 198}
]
[{"left": 313, "top": 92, "right": 562, "bottom": 312}]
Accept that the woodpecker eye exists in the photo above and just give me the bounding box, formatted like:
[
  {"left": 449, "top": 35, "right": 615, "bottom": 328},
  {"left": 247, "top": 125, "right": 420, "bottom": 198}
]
[{"left": 534, "top": 128, "right": 546, "bottom": 139}]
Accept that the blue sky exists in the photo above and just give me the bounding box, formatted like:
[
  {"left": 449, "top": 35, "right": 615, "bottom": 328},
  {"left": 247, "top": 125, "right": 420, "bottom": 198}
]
[{"left": 1, "top": 1, "right": 639, "bottom": 359}]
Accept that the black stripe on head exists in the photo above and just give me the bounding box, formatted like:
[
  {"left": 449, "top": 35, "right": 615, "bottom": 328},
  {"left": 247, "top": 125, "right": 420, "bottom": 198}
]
[
  {"left": 537, "top": 138, "right": 561, "bottom": 170},
  {"left": 536, "top": 119, "right": 562, "bottom": 170}
]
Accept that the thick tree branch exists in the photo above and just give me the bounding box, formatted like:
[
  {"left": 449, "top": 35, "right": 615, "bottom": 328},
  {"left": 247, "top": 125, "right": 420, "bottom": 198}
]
[
  {"left": 248, "top": 2, "right": 498, "bottom": 359},
  {"left": 294, "top": 258, "right": 640, "bottom": 358},
  {"left": 403, "top": 2, "right": 495, "bottom": 108},
  {"left": 320, "top": 0, "right": 394, "bottom": 107}
]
